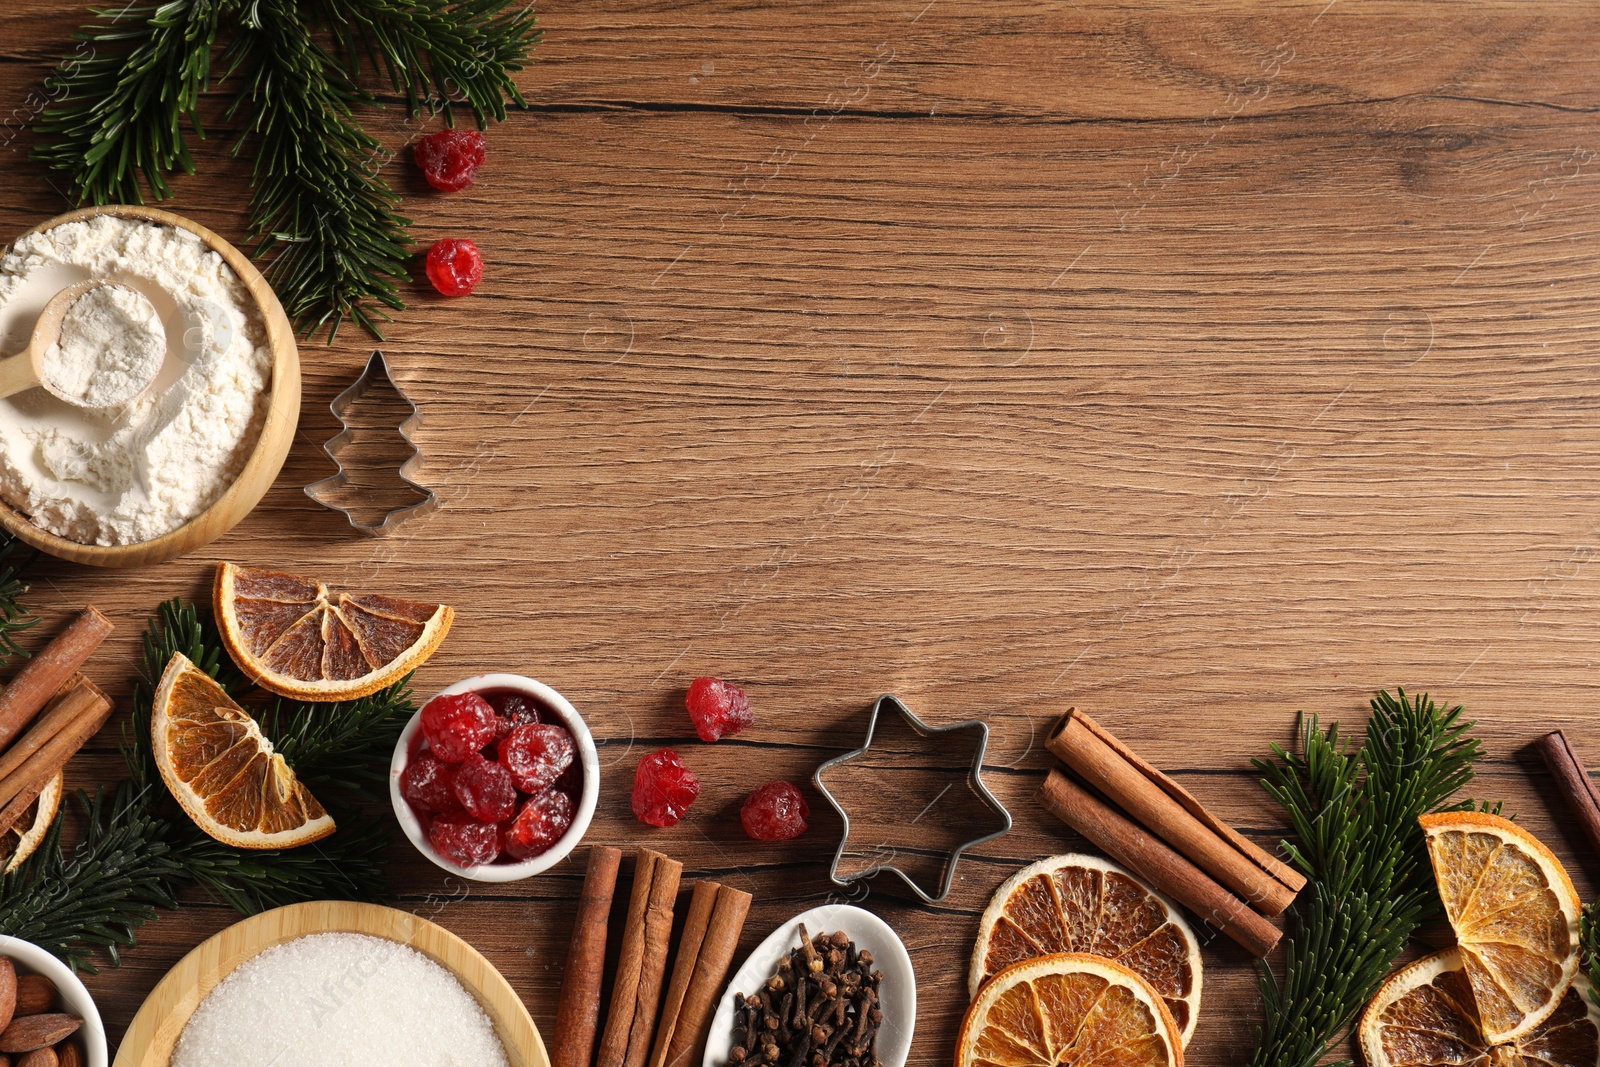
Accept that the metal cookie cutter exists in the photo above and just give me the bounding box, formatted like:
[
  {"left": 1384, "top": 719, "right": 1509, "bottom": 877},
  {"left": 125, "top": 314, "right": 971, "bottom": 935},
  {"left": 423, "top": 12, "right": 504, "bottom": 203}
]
[
  {"left": 813, "top": 694, "right": 1012, "bottom": 904},
  {"left": 305, "top": 350, "right": 437, "bottom": 534}
]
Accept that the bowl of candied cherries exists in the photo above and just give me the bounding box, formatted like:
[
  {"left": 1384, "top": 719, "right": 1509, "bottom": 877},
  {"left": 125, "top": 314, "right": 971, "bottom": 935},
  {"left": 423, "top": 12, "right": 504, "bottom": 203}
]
[{"left": 390, "top": 674, "right": 599, "bottom": 881}]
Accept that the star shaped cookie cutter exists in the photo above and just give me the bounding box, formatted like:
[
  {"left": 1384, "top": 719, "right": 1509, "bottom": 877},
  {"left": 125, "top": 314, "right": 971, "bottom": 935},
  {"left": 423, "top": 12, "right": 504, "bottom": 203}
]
[
  {"left": 812, "top": 694, "right": 1012, "bottom": 904},
  {"left": 304, "top": 350, "right": 437, "bottom": 535}
]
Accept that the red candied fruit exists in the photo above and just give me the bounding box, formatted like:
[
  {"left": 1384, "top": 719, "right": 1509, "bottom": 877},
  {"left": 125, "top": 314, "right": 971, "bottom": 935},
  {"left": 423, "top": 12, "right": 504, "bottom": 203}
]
[
  {"left": 454, "top": 754, "right": 518, "bottom": 822},
  {"left": 505, "top": 789, "right": 576, "bottom": 860},
  {"left": 487, "top": 691, "right": 541, "bottom": 740},
  {"left": 421, "top": 691, "right": 499, "bottom": 762},
  {"left": 686, "top": 677, "right": 754, "bottom": 742},
  {"left": 413, "top": 128, "right": 486, "bottom": 192},
  {"left": 425, "top": 239, "right": 483, "bottom": 297},
  {"left": 428, "top": 811, "right": 502, "bottom": 867},
  {"left": 498, "top": 723, "right": 575, "bottom": 794},
  {"left": 740, "top": 781, "right": 810, "bottom": 841},
  {"left": 401, "top": 752, "right": 461, "bottom": 814},
  {"left": 631, "top": 748, "right": 700, "bottom": 827}
]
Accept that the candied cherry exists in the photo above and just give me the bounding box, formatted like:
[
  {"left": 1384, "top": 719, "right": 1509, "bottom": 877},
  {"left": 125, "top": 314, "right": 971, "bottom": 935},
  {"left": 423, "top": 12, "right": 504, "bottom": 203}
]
[
  {"left": 425, "top": 239, "right": 483, "bottom": 297},
  {"left": 498, "top": 723, "right": 575, "bottom": 794},
  {"left": 421, "top": 691, "right": 499, "bottom": 762},
  {"left": 487, "top": 691, "right": 541, "bottom": 740},
  {"left": 454, "top": 754, "right": 518, "bottom": 822},
  {"left": 506, "top": 789, "right": 576, "bottom": 859},
  {"left": 402, "top": 752, "right": 461, "bottom": 813},
  {"left": 429, "top": 811, "right": 502, "bottom": 866},
  {"left": 414, "top": 128, "right": 486, "bottom": 192},
  {"left": 740, "top": 781, "right": 810, "bottom": 841},
  {"left": 685, "top": 677, "right": 754, "bottom": 742},
  {"left": 631, "top": 748, "right": 700, "bottom": 827}
]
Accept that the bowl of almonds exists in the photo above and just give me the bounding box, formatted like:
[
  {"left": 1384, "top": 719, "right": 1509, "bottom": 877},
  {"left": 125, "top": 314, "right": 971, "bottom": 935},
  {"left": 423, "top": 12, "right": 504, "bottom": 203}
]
[{"left": 0, "top": 936, "right": 105, "bottom": 1067}]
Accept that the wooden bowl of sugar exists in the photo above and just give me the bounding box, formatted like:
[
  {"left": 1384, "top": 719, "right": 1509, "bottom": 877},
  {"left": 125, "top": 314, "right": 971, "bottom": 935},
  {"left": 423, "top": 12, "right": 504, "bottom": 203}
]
[
  {"left": 0, "top": 205, "right": 299, "bottom": 568},
  {"left": 113, "top": 900, "right": 549, "bottom": 1067}
]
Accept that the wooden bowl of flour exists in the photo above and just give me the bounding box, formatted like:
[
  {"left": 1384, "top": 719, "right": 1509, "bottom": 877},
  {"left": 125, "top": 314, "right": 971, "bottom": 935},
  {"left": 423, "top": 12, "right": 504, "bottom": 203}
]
[{"left": 0, "top": 205, "right": 299, "bottom": 567}]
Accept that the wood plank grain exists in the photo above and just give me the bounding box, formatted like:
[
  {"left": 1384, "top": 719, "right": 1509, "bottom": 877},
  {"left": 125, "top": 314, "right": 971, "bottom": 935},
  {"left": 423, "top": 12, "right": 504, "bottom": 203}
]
[{"left": 3, "top": 2, "right": 1600, "bottom": 1066}]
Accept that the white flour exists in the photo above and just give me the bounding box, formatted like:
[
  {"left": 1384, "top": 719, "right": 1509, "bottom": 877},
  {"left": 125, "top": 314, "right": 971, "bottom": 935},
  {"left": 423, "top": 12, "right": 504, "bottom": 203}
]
[
  {"left": 42, "top": 284, "right": 165, "bottom": 407},
  {"left": 0, "top": 215, "right": 272, "bottom": 545}
]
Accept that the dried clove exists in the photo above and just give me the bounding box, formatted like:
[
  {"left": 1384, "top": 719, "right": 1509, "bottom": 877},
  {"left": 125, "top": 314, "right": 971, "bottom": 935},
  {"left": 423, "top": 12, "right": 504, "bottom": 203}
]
[{"left": 730, "top": 928, "right": 884, "bottom": 1067}]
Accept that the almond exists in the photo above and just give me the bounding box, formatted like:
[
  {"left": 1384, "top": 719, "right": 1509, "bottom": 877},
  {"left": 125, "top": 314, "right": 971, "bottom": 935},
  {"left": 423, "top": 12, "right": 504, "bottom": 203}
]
[
  {"left": 51, "top": 1044, "right": 77, "bottom": 1067},
  {"left": 10, "top": 980, "right": 52, "bottom": 1019},
  {"left": 0, "top": 1015, "right": 78, "bottom": 1054},
  {"left": 14, "top": 1048, "right": 52, "bottom": 1067},
  {"left": 0, "top": 958, "right": 14, "bottom": 1033}
]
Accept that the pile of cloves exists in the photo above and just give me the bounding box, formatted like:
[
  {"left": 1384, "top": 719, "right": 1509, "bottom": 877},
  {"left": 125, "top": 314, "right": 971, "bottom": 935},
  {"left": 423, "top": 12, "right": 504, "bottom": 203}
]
[{"left": 730, "top": 925, "right": 883, "bottom": 1067}]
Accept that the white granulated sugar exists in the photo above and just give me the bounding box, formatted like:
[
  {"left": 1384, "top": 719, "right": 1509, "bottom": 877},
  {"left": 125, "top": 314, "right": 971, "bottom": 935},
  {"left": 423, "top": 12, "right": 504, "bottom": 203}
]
[
  {"left": 0, "top": 215, "right": 271, "bottom": 545},
  {"left": 172, "top": 932, "right": 510, "bottom": 1067},
  {"left": 42, "top": 284, "right": 165, "bottom": 407}
]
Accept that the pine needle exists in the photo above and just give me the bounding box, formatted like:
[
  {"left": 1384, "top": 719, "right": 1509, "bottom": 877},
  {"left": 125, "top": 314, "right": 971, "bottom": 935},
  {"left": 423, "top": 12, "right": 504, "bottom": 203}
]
[
  {"left": 4, "top": 596, "right": 411, "bottom": 971},
  {"left": 1249, "top": 689, "right": 1480, "bottom": 1067},
  {"left": 0, "top": 783, "right": 186, "bottom": 973},
  {"left": 1582, "top": 900, "right": 1600, "bottom": 1007},
  {"left": 0, "top": 533, "right": 35, "bottom": 664},
  {"left": 303, "top": 0, "right": 539, "bottom": 125},
  {"left": 30, "top": 0, "right": 539, "bottom": 339},
  {"left": 32, "top": 0, "right": 225, "bottom": 204}
]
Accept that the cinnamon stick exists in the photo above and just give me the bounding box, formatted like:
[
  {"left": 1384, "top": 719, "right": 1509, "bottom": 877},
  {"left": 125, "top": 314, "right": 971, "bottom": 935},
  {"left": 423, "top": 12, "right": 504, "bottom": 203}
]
[
  {"left": 1537, "top": 731, "right": 1600, "bottom": 859},
  {"left": 661, "top": 884, "right": 751, "bottom": 1067},
  {"left": 0, "top": 608, "right": 112, "bottom": 754},
  {"left": 0, "top": 680, "right": 112, "bottom": 837},
  {"left": 553, "top": 846, "right": 623, "bottom": 1067},
  {"left": 0, "top": 675, "right": 95, "bottom": 787},
  {"left": 1037, "top": 767, "right": 1282, "bottom": 956},
  {"left": 598, "top": 849, "right": 684, "bottom": 1067},
  {"left": 1047, "top": 707, "right": 1304, "bottom": 915},
  {"left": 627, "top": 853, "right": 683, "bottom": 1067},
  {"left": 649, "top": 881, "right": 720, "bottom": 1067}
]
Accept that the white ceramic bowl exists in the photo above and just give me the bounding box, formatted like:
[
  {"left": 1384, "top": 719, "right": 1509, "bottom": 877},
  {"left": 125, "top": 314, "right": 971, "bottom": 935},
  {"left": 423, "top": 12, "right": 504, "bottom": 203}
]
[
  {"left": 0, "top": 935, "right": 110, "bottom": 1067},
  {"left": 702, "top": 904, "right": 916, "bottom": 1067},
  {"left": 391, "top": 673, "right": 599, "bottom": 883}
]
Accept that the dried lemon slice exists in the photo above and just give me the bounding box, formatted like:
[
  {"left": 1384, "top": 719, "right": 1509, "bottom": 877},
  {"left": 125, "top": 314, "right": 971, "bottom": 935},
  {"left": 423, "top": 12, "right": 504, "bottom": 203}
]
[
  {"left": 969, "top": 854, "right": 1202, "bottom": 1045},
  {"left": 1419, "top": 810, "right": 1581, "bottom": 1044},
  {"left": 958, "top": 953, "right": 1182, "bottom": 1067},
  {"left": 215, "top": 561, "right": 452, "bottom": 702},
  {"left": 152, "top": 653, "right": 334, "bottom": 849}
]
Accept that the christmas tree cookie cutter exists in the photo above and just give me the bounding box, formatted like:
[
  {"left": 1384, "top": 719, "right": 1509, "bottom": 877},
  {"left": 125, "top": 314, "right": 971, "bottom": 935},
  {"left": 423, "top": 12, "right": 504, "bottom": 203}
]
[
  {"left": 304, "top": 350, "right": 437, "bottom": 535},
  {"left": 812, "top": 694, "right": 1012, "bottom": 904}
]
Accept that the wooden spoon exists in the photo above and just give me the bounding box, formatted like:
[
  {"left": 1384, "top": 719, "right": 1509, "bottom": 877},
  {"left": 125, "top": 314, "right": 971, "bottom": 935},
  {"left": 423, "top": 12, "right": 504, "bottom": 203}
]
[{"left": 0, "top": 280, "right": 158, "bottom": 406}]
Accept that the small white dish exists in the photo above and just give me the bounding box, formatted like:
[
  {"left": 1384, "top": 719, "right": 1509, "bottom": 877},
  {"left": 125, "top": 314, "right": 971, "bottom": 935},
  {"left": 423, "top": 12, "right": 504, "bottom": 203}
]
[
  {"left": 0, "top": 934, "right": 109, "bottom": 1067},
  {"left": 703, "top": 904, "right": 915, "bottom": 1067},
  {"left": 390, "top": 673, "right": 599, "bottom": 883}
]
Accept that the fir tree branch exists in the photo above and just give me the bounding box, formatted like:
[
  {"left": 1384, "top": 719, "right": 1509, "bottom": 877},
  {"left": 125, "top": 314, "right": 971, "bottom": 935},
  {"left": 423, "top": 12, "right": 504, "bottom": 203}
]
[
  {"left": 1583, "top": 900, "right": 1600, "bottom": 1008},
  {"left": 260, "top": 679, "right": 414, "bottom": 800},
  {"left": 1249, "top": 689, "right": 1480, "bottom": 1067},
  {"left": 32, "top": 0, "right": 226, "bottom": 204},
  {"left": 223, "top": 0, "right": 411, "bottom": 340},
  {"left": 0, "top": 533, "right": 36, "bottom": 665},
  {"left": 125, "top": 596, "right": 407, "bottom": 913},
  {"left": 303, "top": 0, "right": 539, "bottom": 125},
  {"left": 0, "top": 783, "right": 185, "bottom": 973}
]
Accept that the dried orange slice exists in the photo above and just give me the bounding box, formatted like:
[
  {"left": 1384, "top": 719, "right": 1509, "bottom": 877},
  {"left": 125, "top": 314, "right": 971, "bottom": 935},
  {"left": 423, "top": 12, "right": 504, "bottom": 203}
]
[
  {"left": 151, "top": 652, "right": 335, "bottom": 849},
  {"left": 1358, "top": 947, "right": 1600, "bottom": 1067},
  {"left": 969, "top": 854, "right": 1202, "bottom": 1045},
  {"left": 215, "top": 561, "right": 453, "bottom": 701},
  {"left": 957, "top": 953, "right": 1183, "bottom": 1067},
  {"left": 1420, "top": 810, "right": 1580, "bottom": 1044},
  {"left": 0, "top": 770, "right": 61, "bottom": 873}
]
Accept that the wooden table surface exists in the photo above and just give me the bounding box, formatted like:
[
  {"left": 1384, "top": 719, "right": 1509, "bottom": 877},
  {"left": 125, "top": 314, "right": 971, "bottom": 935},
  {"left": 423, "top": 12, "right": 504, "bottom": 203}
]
[{"left": 5, "top": 2, "right": 1600, "bottom": 1065}]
